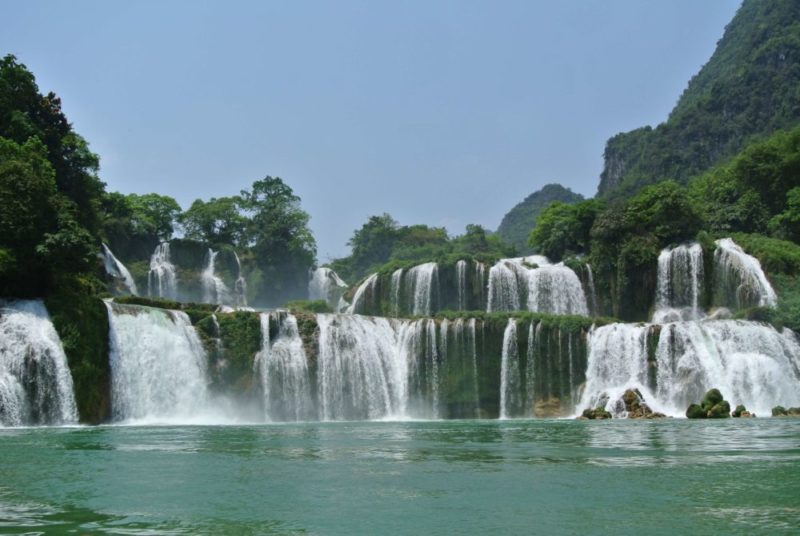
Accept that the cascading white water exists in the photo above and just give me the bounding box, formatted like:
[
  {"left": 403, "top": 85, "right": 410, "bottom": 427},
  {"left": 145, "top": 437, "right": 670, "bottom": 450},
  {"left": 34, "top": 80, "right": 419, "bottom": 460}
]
[
  {"left": 578, "top": 323, "right": 651, "bottom": 417},
  {"left": 579, "top": 320, "right": 800, "bottom": 417},
  {"left": 345, "top": 273, "right": 378, "bottom": 315},
  {"left": 106, "top": 302, "right": 211, "bottom": 423},
  {"left": 499, "top": 319, "right": 521, "bottom": 419},
  {"left": 317, "top": 314, "right": 408, "bottom": 420},
  {"left": 487, "top": 256, "right": 588, "bottom": 315},
  {"left": 308, "top": 267, "right": 347, "bottom": 312},
  {"left": 475, "top": 262, "right": 486, "bottom": 310},
  {"left": 101, "top": 244, "right": 138, "bottom": 296},
  {"left": 654, "top": 320, "right": 800, "bottom": 416},
  {"left": 390, "top": 268, "right": 403, "bottom": 316},
  {"left": 255, "top": 312, "right": 313, "bottom": 421},
  {"left": 456, "top": 260, "right": 467, "bottom": 310},
  {"left": 585, "top": 264, "right": 598, "bottom": 316},
  {"left": 233, "top": 252, "right": 248, "bottom": 307},
  {"left": 527, "top": 264, "right": 589, "bottom": 316},
  {"left": 148, "top": 242, "right": 177, "bottom": 300},
  {"left": 713, "top": 238, "right": 778, "bottom": 309},
  {"left": 202, "top": 249, "right": 233, "bottom": 305},
  {"left": 487, "top": 260, "right": 523, "bottom": 312},
  {"left": 0, "top": 300, "right": 77, "bottom": 426},
  {"left": 653, "top": 242, "right": 704, "bottom": 322},
  {"left": 406, "top": 262, "right": 438, "bottom": 316}
]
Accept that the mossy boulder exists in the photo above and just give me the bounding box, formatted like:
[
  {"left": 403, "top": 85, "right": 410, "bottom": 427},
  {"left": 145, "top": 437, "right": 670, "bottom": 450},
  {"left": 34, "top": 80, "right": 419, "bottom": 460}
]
[
  {"left": 686, "top": 388, "right": 731, "bottom": 419},
  {"left": 702, "top": 388, "right": 724, "bottom": 408},
  {"left": 706, "top": 400, "right": 731, "bottom": 418},
  {"left": 731, "top": 404, "right": 755, "bottom": 418},
  {"left": 579, "top": 407, "right": 612, "bottom": 420},
  {"left": 772, "top": 406, "right": 800, "bottom": 417},
  {"left": 686, "top": 404, "right": 706, "bottom": 419}
]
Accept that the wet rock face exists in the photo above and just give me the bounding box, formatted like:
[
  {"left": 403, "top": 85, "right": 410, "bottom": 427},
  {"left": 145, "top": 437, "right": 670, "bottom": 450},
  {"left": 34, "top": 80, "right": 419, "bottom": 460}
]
[
  {"left": 620, "top": 389, "right": 666, "bottom": 419},
  {"left": 579, "top": 407, "right": 612, "bottom": 420},
  {"left": 686, "top": 388, "right": 732, "bottom": 419},
  {"left": 732, "top": 404, "right": 755, "bottom": 418}
]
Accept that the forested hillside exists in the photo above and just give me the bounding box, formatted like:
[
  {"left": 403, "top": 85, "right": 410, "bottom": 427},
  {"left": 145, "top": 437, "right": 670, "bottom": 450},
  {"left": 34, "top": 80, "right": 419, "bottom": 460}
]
[
  {"left": 496, "top": 183, "right": 583, "bottom": 252},
  {"left": 598, "top": 0, "right": 800, "bottom": 199}
]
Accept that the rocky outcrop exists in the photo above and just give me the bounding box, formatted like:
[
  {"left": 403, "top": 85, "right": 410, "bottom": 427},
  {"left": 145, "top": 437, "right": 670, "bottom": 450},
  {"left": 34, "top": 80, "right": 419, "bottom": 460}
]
[
  {"left": 731, "top": 404, "right": 755, "bottom": 418},
  {"left": 772, "top": 406, "right": 800, "bottom": 417},
  {"left": 620, "top": 389, "right": 666, "bottom": 419},
  {"left": 686, "top": 388, "right": 731, "bottom": 419}
]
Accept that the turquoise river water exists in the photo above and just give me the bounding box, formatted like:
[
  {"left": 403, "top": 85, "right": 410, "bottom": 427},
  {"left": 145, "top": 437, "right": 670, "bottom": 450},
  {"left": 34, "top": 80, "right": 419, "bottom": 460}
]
[{"left": 1, "top": 419, "right": 799, "bottom": 535}]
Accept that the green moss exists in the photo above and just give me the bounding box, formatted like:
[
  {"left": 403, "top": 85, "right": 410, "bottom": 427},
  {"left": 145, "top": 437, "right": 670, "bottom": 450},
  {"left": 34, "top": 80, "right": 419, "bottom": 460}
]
[
  {"left": 215, "top": 311, "right": 262, "bottom": 392},
  {"left": 285, "top": 300, "right": 332, "bottom": 313},
  {"left": 44, "top": 277, "right": 110, "bottom": 424},
  {"left": 686, "top": 404, "right": 706, "bottom": 419}
]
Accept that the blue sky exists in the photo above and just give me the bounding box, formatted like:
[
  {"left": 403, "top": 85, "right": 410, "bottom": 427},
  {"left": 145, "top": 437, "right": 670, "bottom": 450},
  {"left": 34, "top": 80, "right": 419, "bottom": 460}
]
[{"left": 3, "top": 0, "right": 741, "bottom": 261}]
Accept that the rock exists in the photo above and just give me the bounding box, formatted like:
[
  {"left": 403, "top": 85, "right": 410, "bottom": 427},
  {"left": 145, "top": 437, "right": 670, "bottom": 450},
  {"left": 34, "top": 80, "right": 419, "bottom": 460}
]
[
  {"left": 701, "top": 388, "right": 724, "bottom": 410},
  {"left": 580, "top": 407, "right": 612, "bottom": 420},
  {"left": 732, "top": 404, "right": 747, "bottom": 417},
  {"left": 773, "top": 406, "right": 800, "bottom": 417},
  {"left": 686, "top": 404, "right": 706, "bottom": 419},
  {"left": 707, "top": 400, "right": 731, "bottom": 418},
  {"left": 620, "top": 388, "right": 667, "bottom": 419},
  {"left": 740, "top": 411, "right": 755, "bottom": 418}
]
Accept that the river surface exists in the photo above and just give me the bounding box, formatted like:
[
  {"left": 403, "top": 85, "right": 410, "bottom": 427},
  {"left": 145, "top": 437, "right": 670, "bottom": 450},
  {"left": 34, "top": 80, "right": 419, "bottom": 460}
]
[{"left": 1, "top": 419, "right": 799, "bottom": 535}]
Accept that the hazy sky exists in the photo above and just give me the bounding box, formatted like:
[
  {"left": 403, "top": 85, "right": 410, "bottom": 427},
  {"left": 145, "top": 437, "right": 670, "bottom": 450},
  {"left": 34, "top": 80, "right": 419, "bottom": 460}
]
[{"left": 4, "top": 0, "right": 741, "bottom": 261}]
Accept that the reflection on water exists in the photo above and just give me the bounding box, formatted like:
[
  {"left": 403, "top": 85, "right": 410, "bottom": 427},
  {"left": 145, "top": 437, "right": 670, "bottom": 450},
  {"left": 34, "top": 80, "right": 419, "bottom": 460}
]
[{"left": 0, "top": 419, "right": 799, "bottom": 535}]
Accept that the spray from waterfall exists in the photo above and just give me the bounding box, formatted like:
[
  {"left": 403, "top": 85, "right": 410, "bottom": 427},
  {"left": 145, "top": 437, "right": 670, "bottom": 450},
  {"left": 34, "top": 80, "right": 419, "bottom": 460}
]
[{"left": 308, "top": 267, "right": 347, "bottom": 312}]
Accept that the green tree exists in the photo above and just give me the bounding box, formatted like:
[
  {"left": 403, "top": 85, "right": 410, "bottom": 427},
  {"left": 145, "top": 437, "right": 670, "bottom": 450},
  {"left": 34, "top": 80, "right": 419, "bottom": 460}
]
[
  {"left": 240, "top": 176, "right": 317, "bottom": 305},
  {"left": 769, "top": 187, "right": 800, "bottom": 241},
  {"left": 180, "top": 196, "right": 247, "bottom": 246}
]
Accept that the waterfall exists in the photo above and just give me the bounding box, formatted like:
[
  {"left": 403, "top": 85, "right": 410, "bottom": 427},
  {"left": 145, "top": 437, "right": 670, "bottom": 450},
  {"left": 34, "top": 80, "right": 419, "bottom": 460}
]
[
  {"left": 201, "top": 249, "right": 232, "bottom": 305},
  {"left": 101, "top": 244, "right": 138, "bottom": 296},
  {"left": 106, "top": 302, "right": 211, "bottom": 423},
  {"left": 390, "top": 268, "right": 403, "bottom": 316},
  {"left": 346, "top": 273, "right": 378, "bottom": 315},
  {"left": 308, "top": 267, "right": 348, "bottom": 311},
  {"left": 713, "top": 238, "right": 778, "bottom": 310},
  {"left": 653, "top": 242, "right": 704, "bottom": 322},
  {"left": 475, "top": 262, "right": 486, "bottom": 310},
  {"left": 0, "top": 300, "right": 77, "bottom": 426},
  {"left": 578, "top": 323, "right": 651, "bottom": 417},
  {"left": 456, "top": 260, "right": 467, "bottom": 310},
  {"left": 406, "top": 262, "right": 438, "bottom": 316},
  {"left": 469, "top": 318, "right": 480, "bottom": 415},
  {"left": 255, "top": 312, "right": 313, "bottom": 422},
  {"left": 499, "top": 319, "right": 521, "bottom": 419},
  {"left": 234, "top": 252, "right": 248, "bottom": 307},
  {"left": 528, "top": 264, "right": 589, "bottom": 316},
  {"left": 585, "top": 264, "right": 598, "bottom": 316},
  {"left": 579, "top": 320, "right": 800, "bottom": 417},
  {"left": 148, "top": 242, "right": 177, "bottom": 300},
  {"left": 487, "top": 256, "right": 588, "bottom": 315},
  {"left": 316, "top": 314, "right": 408, "bottom": 420},
  {"left": 487, "top": 260, "right": 524, "bottom": 312}
]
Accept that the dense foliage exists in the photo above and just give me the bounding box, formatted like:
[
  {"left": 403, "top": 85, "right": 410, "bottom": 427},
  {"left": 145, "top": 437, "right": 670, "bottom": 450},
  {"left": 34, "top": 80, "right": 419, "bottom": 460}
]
[
  {"left": 496, "top": 183, "right": 583, "bottom": 252},
  {"left": 0, "top": 55, "right": 104, "bottom": 296},
  {"left": 598, "top": 0, "right": 800, "bottom": 199},
  {"left": 329, "top": 215, "right": 515, "bottom": 283}
]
